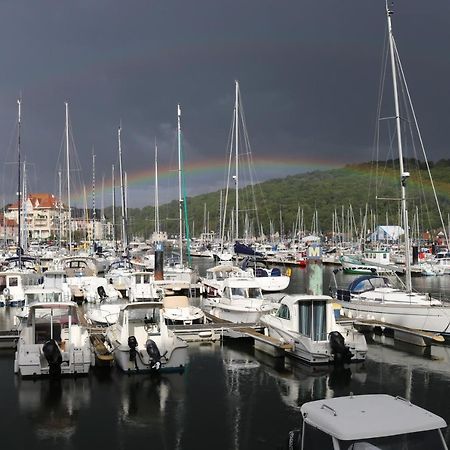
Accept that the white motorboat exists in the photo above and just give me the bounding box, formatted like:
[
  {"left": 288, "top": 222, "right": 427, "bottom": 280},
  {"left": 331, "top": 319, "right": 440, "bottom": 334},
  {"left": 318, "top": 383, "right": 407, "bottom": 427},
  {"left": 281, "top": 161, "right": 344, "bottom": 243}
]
[
  {"left": 288, "top": 394, "right": 448, "bottom": 449},
  {"left": 0, "top": 270, "right": 42, "bottom": 307},
  {"left": 84, "top": 301, "right": 123, "bottom": 326},
  {"left": 105, "top": 301, "right": 188, "bottom": 373},
  {"left": 14, "top": 301, "right": 92, "bottom": 377},
  {"left": 207, "top": 277, "right": 274, "bottom": 323},
  {"left": 162, "top": 295, "right": 206, "bottom": 325},
  {"left": 128, "top": 272, "right": 163, "bottom": 302},
  {"left": 200, "top": 264, "right": 249, "bottom": 297},
  {"left": 261, "top": 295, "right": 367, "bottom": 364},
  {"left": 241, "top": 257, "right": 291, "bottom": 292}
]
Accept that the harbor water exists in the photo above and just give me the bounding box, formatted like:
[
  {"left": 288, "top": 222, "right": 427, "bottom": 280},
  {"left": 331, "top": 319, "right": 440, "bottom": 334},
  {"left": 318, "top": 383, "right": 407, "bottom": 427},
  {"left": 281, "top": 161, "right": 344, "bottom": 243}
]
[{"left": 1, "top": 260, "right": 450, "bottom": 449}]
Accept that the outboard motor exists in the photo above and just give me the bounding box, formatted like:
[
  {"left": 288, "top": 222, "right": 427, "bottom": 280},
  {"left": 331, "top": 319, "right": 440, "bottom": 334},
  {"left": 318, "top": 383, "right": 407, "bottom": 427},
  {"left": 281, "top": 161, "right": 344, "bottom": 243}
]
[
  {"left": 42, "top": 339, "right": 63, "bottom": 377},
  {"left": 329, "top": 331, "right": 353, "bottom": 365},
  {"left": 97, "top": 285, "right": 107, "bottom": 301},
  {"left": 128, "top": 336, "right": 138, "bottom": 363},
  {"left": 145, "top": 339, "right": 161, "bottom": 371}
]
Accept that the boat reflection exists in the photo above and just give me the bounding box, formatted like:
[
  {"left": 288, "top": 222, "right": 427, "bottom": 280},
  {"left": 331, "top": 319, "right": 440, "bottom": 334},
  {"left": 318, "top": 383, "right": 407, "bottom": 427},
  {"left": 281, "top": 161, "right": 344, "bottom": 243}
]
[{"left": 17, "top": 376, "right": 90, "bottom": 440}]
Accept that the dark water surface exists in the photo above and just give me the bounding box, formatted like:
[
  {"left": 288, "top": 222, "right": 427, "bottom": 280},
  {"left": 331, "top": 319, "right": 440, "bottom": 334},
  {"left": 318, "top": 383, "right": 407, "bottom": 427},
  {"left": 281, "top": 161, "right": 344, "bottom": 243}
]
[{"left": 1, "top": 260, "right": 450, "bottom": 449}]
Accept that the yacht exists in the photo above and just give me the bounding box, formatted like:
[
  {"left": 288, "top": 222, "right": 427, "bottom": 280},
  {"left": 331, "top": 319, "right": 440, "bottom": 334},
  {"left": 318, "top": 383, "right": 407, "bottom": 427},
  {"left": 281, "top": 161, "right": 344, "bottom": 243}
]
[
  {"left": 261, "top": 295, "right": 367, "bottom": 364},
  {"left": 14, "top": 301, "right": 92, "bottom": 377},
  {"left": 0, "top": 271, "right": 42, "bottom": 307},
  {"left": 105, "top": 301, "right": 188, "bottom": 373}
]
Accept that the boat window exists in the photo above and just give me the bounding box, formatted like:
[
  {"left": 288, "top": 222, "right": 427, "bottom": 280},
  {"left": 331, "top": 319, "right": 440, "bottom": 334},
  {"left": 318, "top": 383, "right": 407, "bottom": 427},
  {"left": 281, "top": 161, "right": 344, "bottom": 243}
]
[
  {"left": 313, "top": 301, "right": 327, "bottom": 341},
  {"left": 0, "top": 276, "right": 5, "bottom": 291},
  {"left": 8, "top": 277, "right": 18, "bottom": 287},
  {"left": 277, "top": 304, "right": 290, "bottom": 320},
  {"left": 340, "top": 429, "right": 445, "bottom": 449},
  {"left": 370, "top": 277, "right": 390, "bottom": 289},
  {"left": 298, "top": 301, "right": 312, "bottom": 337},
  {"left": 248, "top": 288, "right": 262, "bottom": 299},
  {"left": 231, "top": 288, "right": 247, "bottom": 297},
  {"left": 143, "top": 275, "right": 151, "bottom": 284},
  {"left": 128, "top": 307, "right": 160, "bottom": 323}
]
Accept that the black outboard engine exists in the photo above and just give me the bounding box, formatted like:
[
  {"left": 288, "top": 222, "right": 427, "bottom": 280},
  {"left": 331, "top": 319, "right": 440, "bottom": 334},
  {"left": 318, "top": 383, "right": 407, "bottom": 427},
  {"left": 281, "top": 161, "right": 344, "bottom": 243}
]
[
  {"left": 145, "top": 339, "right": 161, "bottom": 371},
  {"left": 42, "top": 339, "right": 63, "bottom": 377},
  {"left": 128, "top": 336, "right": 138, "bottom": 363},
  {"left": 329, "top": 331, "right": 353, "bottom": 365},
  {"left": 97, "top": 285, "right": 107, "bottom": 301}
]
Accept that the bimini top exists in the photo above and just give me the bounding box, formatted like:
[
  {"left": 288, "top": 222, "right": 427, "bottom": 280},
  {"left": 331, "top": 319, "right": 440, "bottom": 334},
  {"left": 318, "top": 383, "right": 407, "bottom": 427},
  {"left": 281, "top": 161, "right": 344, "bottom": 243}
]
[{"left": 301, "top": 394, "right": 447, "bottom": 441}]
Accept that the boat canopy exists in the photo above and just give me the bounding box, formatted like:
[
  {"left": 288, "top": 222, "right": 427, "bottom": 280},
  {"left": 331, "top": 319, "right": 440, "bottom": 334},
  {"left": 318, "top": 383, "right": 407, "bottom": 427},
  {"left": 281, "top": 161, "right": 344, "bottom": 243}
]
[
  {"left": 348, "top": 275, "right": 391, "bottom": 294},
  {"left": 301, "top": 395, "right": 447, "bottom": 441}
]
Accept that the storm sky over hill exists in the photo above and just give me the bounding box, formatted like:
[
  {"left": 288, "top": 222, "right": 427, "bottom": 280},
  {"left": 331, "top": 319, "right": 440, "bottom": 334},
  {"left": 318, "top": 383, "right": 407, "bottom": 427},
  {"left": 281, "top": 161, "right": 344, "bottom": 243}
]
[{"left": 0, "top": 0, "right": 449, "bottom": 207}]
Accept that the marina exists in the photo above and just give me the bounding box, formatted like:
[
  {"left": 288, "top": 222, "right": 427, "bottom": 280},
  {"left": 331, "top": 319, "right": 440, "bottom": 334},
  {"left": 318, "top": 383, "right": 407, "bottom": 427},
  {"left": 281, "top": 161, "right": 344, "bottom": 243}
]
[{"left": 0, "top": 0, "right": 448, "bottom": 449}]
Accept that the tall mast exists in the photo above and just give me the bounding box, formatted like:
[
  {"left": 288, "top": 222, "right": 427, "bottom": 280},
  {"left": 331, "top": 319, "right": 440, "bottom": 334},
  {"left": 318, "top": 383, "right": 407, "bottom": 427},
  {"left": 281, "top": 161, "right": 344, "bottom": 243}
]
[
  {"left": 92, "top": 151, "right": 96, "bottom": 249},
  {"left": 22, "top": 161, "right": 27, "bottom": 252},
  {"left": 118, "top": 125, "right": 128, "bottom": 252},
  {"left": 112, "top": 164, "right": 116, "bottom": 252},
  {"left": 17, "top": 98, "right": 22, "bottom": 264},
  {"left": 234, "top": 80, "right": 239, "bottom": 241},
  {"left": 154, "top": 139, "right": 160, "bottom": 235},
  {"left": 65, "top": 102, "right": 72, "bottom": 253},
  {"left": 386, "top": 2, "right": 412, "bottom": 292},
  {"left": 58, "top": 168, "right": 62, "bottom": 249},
  {"left": 177, "top": 104, "right": 183, "bottom": 265}
]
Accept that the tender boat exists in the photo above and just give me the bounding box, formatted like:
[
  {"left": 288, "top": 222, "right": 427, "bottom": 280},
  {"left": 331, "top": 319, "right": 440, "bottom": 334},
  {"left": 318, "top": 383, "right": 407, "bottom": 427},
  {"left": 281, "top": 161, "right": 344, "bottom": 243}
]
[
  {"left": 288, "top": 394, "right": 448, "bottom": 449},
  {"left": 14, "top": 301, "right": 92, "bottom": 377},
  {"left": 261, "top": 295, "right": 367, "bottom": 364},
  {"left": 105, "top": 301, "right": 188, "bottom": 373}
]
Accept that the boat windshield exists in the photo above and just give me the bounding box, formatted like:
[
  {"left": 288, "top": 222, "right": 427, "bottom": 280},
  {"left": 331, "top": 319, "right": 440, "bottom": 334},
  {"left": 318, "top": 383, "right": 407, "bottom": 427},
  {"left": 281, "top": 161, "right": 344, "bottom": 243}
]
[
  {"left": 230, "top": 287, "right": 263, "bottom": 299},
  {"left": 25, "top": 292, "right": 62, "bottom": 303},
  {"left": 351, "top": 277, "right": 391, "bottom": 294},
  {"left": 128, "top": 307, "right": 160, "bottom": 323}
]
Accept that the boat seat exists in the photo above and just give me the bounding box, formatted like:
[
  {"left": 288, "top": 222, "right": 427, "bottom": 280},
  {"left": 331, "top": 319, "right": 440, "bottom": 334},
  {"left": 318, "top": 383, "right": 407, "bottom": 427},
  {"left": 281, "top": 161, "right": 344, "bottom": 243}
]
[
  {"left": 271, "top": 268, "right": 281, "bottom": 277},
  {"left": 255, "top": 268, "right": 268, "bottom": 277}
]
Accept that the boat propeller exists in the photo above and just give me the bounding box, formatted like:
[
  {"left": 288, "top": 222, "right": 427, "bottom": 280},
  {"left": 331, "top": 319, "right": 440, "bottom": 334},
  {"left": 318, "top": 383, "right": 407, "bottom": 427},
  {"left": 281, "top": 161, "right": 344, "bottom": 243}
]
[
  {"left": 145, "top": 339, "right": 161, "bottom": 371},
  {"left": 328, "top": 331, "right": 353, "bottom": 365},
  {"left": 42, "top": 339, "right": 63, "bottom": 377}
]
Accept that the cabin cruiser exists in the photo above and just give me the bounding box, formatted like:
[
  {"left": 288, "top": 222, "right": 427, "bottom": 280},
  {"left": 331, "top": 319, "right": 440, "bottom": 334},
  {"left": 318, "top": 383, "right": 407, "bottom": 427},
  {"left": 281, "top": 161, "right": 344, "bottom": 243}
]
[
  {"left": 206, "top": 277, "right": 274, "bottom": 323},
  {"left": 0, "top": 271, "right": 42, "bottom": 307},
  {"left": 331, "top": 272, "right": 450, "bottom": 337},
  {"left": 161, "top": 295, "right": 206, "bottom": 325},
  {"left": 128, "top": 272, "right": 163, "bottom": 302},
  {"left": 288, "top": 394, "right": 448, "bottom": 449},
  {"left": 241, "top": 257, "right": 291, "bottom": 292},
  {"left": 105, "top": 301, "right": 188, "bottom": 373},
  {"left": 200, "top": 264, "right": 249, "bottom": 297},
  {"left": 106, "top": 259, "right": 134, "bottom": 296},
  {"left": 261, "top": 295, "right": 367, "bottom": 364},
  {"left": 14, "top": 301, "right": 92, "bottom": 377}
]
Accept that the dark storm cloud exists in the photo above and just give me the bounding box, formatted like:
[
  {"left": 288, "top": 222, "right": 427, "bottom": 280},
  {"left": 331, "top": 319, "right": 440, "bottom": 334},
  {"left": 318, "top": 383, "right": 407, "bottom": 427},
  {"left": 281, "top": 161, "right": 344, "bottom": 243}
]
[{"left": 0, "top": 0, "right": 449, "bottom": 206}]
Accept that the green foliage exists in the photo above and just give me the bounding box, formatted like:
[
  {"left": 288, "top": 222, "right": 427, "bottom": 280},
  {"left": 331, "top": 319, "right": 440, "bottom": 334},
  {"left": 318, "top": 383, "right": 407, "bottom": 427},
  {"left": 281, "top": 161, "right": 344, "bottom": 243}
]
[{"left": 104, "top": 160, "right": 450, "bottom": 239}]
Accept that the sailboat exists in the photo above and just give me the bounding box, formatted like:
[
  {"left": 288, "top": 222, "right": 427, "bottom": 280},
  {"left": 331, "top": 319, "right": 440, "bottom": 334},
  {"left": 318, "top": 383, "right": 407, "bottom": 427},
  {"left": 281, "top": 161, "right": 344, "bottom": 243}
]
[{"left": 333, "top": 2, "right": 450, "bottom": 340}]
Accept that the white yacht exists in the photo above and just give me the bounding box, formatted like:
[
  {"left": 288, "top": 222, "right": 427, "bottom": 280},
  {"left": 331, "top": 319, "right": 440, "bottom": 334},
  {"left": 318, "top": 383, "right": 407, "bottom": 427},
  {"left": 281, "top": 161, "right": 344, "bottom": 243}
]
[
  {"left": 128, "top": 272, "right": 163, "bottom": 302},
  {"left": 261, "top": 295, "right": 367, "bottom": 364},
  {"left": 289, "top": 394, "right": 448, "bottom": 449},
  {"left": 207, "top": 277, "right": 274, "bottom": 323},
  {"left": 200, "top": 264, "right": 248, "bottom": 297},
  {"left": 0, "top": 271, "right": 42, "bottom": 307},
  {"left": 14, "top": 301, "right": 92, "bottom": 377},
  {"left": 105, "top": 301, "right": 188, "bottom": 373}
]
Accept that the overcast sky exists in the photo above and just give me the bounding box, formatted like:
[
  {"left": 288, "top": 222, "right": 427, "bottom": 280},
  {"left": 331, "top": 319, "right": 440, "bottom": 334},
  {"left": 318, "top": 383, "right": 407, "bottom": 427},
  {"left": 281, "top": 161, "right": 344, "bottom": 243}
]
[{"left": 0, "top": 0, "right": 449, "bottom": 207}]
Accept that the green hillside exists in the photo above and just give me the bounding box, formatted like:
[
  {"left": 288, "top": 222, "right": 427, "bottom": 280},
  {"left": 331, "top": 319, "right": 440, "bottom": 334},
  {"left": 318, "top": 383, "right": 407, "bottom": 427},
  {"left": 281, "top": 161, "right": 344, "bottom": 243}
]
[{"left": 107, "top": 159, "right": 450, "bottom": 239}]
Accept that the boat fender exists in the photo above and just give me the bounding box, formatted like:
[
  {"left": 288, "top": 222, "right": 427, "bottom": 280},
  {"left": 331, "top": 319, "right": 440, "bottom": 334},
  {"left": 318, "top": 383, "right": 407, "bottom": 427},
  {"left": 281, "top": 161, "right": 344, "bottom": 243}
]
[
  {"left": 3, "top": 287, "right": 9, "bottom": 296},
  {"left": 128, "top": 335, "right": 138, "bottom": 362},
  {"left": 285, "top": 267, "right": 292, "bottom": 277},
  {"left": 329, "top": 331, "right": 353, "bottom": 365},
  {"left": 145, "top": 339, "right": 161, "bottom": 371},
  {"left": 42, "top": 339, "right": 63, "bottom": 377}
]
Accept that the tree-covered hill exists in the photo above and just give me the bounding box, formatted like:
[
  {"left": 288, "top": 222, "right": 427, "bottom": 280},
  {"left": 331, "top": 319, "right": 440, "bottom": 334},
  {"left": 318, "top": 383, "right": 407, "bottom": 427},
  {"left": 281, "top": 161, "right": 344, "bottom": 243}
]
[{"left": 106, "top": 159, "right": 450, "bottom": 239}]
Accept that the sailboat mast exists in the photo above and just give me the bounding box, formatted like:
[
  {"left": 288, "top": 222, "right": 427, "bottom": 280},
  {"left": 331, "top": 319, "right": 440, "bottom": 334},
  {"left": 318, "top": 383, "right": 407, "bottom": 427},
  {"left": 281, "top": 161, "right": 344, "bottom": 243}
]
[
  {"left": 17, "top": 99, "right": 22, "bottom": 264},
  {"left": 58, "top": 168, "right": 62, "bottom": 249},
  {"left": 177, "top": 104, "right": 183, "bottom": 266},
  {"left": 65, "top": 102, "right": 72, "bottom": 253},
  {"left": 92, "top": 151, "right": 96, "bottom": 248},
  {"left": 112, "top": 164, "right": 116, "bottom": 251},
  {"left": 386, "top": 2, "right": 412, "bottom": 292},
  {"left": 234, "top": 81, "right": 239, "bottom": 241},
  {"left": 154, "top": 140, "right": 160, "bottom": 235},
  {"left": 118, "top": 126, "right": 128, "bottom": 252}
]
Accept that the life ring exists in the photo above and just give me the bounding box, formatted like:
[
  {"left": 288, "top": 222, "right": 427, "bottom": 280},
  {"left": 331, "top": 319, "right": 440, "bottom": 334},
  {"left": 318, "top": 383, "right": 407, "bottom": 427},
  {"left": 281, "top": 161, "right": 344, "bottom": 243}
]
[
  {"left": 285, "top": 267, "right": 292, "bottom": 277},
  {"left": 3, "top": 287, "right": 9, "bottom": 296}
]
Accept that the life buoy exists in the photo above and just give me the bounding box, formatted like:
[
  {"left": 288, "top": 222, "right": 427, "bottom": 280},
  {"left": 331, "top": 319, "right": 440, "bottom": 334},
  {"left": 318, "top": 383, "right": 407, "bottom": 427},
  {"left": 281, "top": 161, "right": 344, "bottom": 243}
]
[{"left": 3, "top": 287, "right": 9, "bottom": 296}]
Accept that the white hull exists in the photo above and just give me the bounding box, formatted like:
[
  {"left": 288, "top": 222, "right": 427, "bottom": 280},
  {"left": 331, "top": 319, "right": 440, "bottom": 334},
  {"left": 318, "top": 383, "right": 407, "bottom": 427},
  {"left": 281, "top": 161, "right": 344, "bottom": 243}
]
[{"left": 255, "top": 275, "right": 290, "bottom": 292}]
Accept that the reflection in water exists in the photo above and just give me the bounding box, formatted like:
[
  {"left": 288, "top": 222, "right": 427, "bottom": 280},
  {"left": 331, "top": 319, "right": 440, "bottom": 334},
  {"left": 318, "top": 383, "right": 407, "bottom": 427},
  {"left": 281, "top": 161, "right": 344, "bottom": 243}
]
[{"left": 17, "top": 377, "right": 90, "bottom": 441}]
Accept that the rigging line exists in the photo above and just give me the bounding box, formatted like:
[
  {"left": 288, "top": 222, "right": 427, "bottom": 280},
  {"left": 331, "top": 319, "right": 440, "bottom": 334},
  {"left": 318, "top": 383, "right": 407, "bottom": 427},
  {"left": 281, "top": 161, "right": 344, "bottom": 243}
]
[{"left": 393, "top": 37, "right": 449, "bottom": 245}]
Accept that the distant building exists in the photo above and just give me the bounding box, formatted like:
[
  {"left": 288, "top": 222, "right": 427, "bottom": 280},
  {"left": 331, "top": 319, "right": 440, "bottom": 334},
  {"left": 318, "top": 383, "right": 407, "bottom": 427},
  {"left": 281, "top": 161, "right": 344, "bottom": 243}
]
[
  {"left": 6, "top": 193, "right": 68, "bottom": 241},
  {"left": 0, "top": 213, "right": 18, "bottom": 243}
]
